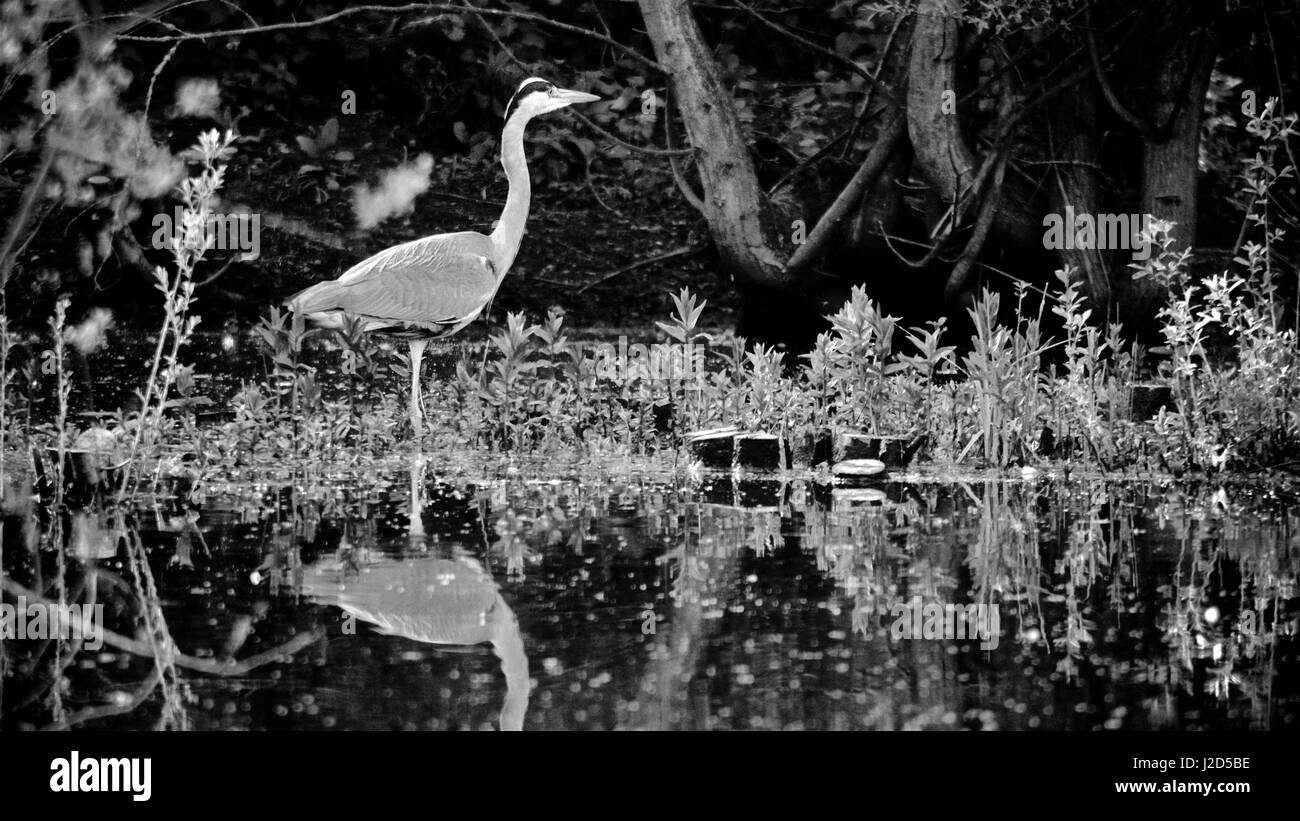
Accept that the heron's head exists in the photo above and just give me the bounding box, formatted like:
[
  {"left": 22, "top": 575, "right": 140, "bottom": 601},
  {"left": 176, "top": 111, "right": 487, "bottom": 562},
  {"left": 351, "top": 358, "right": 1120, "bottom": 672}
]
[{"left": 504, "top": 77, "right": 600, "bottom": 124}]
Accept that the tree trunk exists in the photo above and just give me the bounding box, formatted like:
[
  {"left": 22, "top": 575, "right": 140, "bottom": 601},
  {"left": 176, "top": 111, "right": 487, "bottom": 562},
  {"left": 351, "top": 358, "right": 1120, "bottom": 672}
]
[
  {"left": 1124, "top": 9, "right": 1219, "bottom": 325},
  {"left": 904, "top": 0, "right": 1044, "bottom": 296},
  {"left": 906, "top": 0, "right": 976, "bottom": 224},
  {"left": 1048, "top": 71, "right": 1112, "bottom": 310},
  {"left": 637, "top": 0, "right": 787, "bottom": 289}
]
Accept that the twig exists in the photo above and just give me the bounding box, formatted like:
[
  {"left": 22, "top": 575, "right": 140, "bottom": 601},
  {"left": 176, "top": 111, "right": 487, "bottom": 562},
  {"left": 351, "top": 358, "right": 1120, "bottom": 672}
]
[
  {"left": 875, "top": 230, "right": 1053, "bottom": 299},
  {"left": 1085, "top": 3, "right": 1155, "bottom": 139},
  {"left": 945, "top": 153, "right": 1008, "bottom": 304},
  {"left": 785, "top": 112, "right": 906, "bottom": 277},
  {"left": 576, "top": 244, "right": 706, "bottom": 294},
  {"left": 1262, "top": 0, "right": 1300, "bottom": 178},
  {"left": 731, "top": 0, "right": 900, "bottom": 107},
  {"left": 665, "top": 88, "right": 705, "bottom": 214},
  {"left": 461, "top": 5, "right": 689, "bottom": 158},
  {"left": 584, "top": 157, "right": 626, "bottom": 219},
  {"left": 567, "top": 109, "right": 694, "bottom": 157},
  {"left": 841, "top": 14, "right": 908, "bottom": 157},
  {"left": 767, "top": 126, "right": 853, "bottom": 197},
  {"left": 114, "top": 3, "right": 665, "bottom": 72},
  {"left": 39, "top": 665, "right": 163, "bottom": 731},
  {"left": 881, "top": 220, "right": 953, "bottom": 269},
  {"left": 143, "top": 41, "right": 180, "bottom": 120},
  {"left": 0, "top": 147, "right": 54, "bottom": 291},
  {"left": 2, "top": 577, "right": 326, "bottom": 677},
  {"left": 194, "top": 253, "right": 242, "bottom": 288},
  {"left": 951, "top": 1, "right": 1099, "bottom": 111}
]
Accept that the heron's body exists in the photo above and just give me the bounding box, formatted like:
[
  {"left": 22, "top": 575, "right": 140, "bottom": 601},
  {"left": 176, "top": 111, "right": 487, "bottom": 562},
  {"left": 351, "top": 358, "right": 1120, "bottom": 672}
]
[
  {"left": 286, "top": 78, "right": 600, "bottom": 434},
  {"left": 302, "top": 553, "right": 529, "bottom": 730},
  {"left": 290, "top": 231, "right": 497, "bottom": 338},
  {"left": 303, "top": 555, "right": 502, "bottom": 646}
]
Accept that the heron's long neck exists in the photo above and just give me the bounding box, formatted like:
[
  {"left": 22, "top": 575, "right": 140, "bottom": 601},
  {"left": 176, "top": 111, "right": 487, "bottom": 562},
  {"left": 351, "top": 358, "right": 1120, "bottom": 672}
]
[
  {"left": 490, "top": 116, "right": 530, "bottom": 275},
  {"left": 491, "top": 598, "right": 529, "bottom": 731}
]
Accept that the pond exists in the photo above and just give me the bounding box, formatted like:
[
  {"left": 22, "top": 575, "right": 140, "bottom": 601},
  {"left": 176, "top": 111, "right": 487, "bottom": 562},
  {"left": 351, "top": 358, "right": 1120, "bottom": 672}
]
[{"left": 4, "top": 455, "right": 1297, "bottom": 731}]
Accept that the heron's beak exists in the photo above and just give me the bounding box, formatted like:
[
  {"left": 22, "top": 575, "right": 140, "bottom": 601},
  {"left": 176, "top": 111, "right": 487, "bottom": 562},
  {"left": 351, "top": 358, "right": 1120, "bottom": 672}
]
[{"left": 555, "top": 88, "right": 601, "bottom": 106}]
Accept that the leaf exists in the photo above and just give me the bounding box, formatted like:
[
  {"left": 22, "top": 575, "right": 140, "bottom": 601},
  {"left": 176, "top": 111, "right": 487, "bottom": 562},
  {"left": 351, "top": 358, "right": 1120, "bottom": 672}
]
[
  {"left": 656, "top": 321, "right": 686, "bottom": 342},
  {"left": 318, "top": 118, "right": 339, "bottom": 149},
  {"left": 295, "top": 135, "right": 317, "bottom": 156}
]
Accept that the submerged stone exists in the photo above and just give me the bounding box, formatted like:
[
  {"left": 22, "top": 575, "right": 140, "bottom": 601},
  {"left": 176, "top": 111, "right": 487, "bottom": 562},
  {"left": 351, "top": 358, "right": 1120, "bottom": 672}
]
[
  {"left": 686, "top": 426, "right": 738, "bottom": 468},
  {"left": 832, "top": 458, "right": 888, "bottom": 478},
  {"left": 838, "top": 433, "right": 923, "bottom": 467},
  {"left": 735, "top": 433, "right": 782, "bottom": 471}
]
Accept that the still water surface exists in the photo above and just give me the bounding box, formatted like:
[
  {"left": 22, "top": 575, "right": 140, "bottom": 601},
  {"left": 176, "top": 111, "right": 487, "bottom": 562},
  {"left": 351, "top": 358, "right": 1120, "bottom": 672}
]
[{"left": 13, "top": 460, "right": 1288, "bottom": 731}]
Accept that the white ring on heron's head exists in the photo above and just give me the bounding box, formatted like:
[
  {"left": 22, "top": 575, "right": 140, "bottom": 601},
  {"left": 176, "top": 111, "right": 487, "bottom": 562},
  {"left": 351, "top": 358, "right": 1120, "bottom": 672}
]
[
  {"left": 516, "top": 76, "right": 552, "bottom": 92},
  {"left": 505, "top": 77, "right": 559, "bottom": 123}
]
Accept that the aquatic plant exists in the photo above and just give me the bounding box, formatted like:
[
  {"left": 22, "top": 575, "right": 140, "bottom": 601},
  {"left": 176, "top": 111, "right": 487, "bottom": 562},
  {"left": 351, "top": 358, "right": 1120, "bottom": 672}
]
[
  {"left": 113, "top": 130, "right": 233, "bottom": 506},
  {"left": 8, "top": 110, "right": 1300, "bottom": 518}
]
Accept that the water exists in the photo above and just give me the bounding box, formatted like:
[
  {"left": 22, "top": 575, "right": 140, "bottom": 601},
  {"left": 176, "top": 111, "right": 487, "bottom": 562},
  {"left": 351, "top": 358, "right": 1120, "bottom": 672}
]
[
  {"left": 5, "top": 458, "right": 1296, "bottom": 731},
  {"left": 3, "top": 329, "right": 1297, "bottom": 730}
]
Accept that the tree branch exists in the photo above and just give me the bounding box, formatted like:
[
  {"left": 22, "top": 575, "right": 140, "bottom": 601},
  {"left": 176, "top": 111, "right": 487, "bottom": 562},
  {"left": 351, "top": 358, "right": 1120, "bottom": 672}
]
[
  {"left": 785, "top": 112, "right": 906, "bottom": 277},
  {"left": 461, "top": 5, "right": 689, "bottom": 156},
  {"left": 1085, "top": 2, "right": 1156, "bottom": 139},
  {"left": 576, "top": 243, "right": 707, "bottom": 293},
  {"left": 112, "top": 2, "right": 665, "bottom": 72},
  {"left": 2, "top": 577, "right": 325, "bottom": 678},
  {"left": 665, "top": 86, "right": 706, "bottom": 213},
  {"left": 945, "top": 153, "right": 1007, "bottom": 304},
  {"left": 39, "top": 665, "right": 162, "bottom": 731}
]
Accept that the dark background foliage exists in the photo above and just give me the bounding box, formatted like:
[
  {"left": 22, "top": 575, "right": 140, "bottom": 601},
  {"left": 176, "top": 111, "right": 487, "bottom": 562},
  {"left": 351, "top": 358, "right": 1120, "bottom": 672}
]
[{"left": 2, "top": 0, "right": 1300, "bottom": 347}]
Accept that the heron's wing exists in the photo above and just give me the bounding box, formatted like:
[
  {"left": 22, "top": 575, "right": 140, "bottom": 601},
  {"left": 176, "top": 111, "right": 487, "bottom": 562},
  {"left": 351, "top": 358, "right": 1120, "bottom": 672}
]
[
  {"left": 301, "top": 557, "right": 500, "bottom": 646},
  {"left": 290, "top": 232, "right": 498, "bottom": 330}
]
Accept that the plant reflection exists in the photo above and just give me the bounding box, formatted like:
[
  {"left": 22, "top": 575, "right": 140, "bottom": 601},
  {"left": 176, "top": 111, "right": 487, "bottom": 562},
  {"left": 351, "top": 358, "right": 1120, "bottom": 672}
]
[{"left": 4, "top": 456, "right": 1298, "bottom": 731}]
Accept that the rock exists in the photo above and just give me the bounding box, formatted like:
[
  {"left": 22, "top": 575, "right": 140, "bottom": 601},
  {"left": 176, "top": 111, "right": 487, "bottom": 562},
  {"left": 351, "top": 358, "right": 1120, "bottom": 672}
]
[
  {"left": 735, "top": 433, "right": 782, "bottom": 471},
  {"left": 838, "top": 433, "right": 923, "bottom": 467},
  {"left": 736, "top": 478, "right": 782, "bottom": 508},
  {"left": 700, "top": 475, "right": 735, "bottom": 506},
  {"left": 832, "top": 458, "right": 888, "bottom": 478},
  {"left": 685, "top": 426, "right": 738, "bottom": 468},
  {"left": 832, "top": 487, "right": 889, "bottom": 508},
  {"left": 791, "top": 429, "right": 834, "bottom": 468},
  {"left": 651, "top": 398, "right": 674, "bottom": 434}
]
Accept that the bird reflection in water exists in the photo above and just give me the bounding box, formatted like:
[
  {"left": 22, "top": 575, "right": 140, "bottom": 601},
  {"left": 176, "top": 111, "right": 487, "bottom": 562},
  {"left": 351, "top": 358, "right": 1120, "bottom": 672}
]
[{"left": 300, "top": 459, "right": 529, "bottom": 730}]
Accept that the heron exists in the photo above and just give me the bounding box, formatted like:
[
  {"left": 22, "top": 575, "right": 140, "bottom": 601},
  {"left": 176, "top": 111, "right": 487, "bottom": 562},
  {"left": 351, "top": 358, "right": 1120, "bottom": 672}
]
[
  {"left": 297, "top": 457, "right": 529, "bottom": 730},
  {"left": 301, "top": 550, "right": 530, "bottom": 731},
  {"left": 286, "top": 78, "right": 601, "bottom": 435}
]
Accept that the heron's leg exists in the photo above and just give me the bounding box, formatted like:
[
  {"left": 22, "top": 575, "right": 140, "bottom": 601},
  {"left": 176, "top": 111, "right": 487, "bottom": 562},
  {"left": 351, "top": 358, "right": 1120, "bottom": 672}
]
[
  {"left": 408, "top": 455, "right": 426, "bottom": 541},
  {"left": 478, "top": 293, "right": 497, "bottom": 389},
  {"left": 408, "top": 338, "right": 429, "bottom": 438}
]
